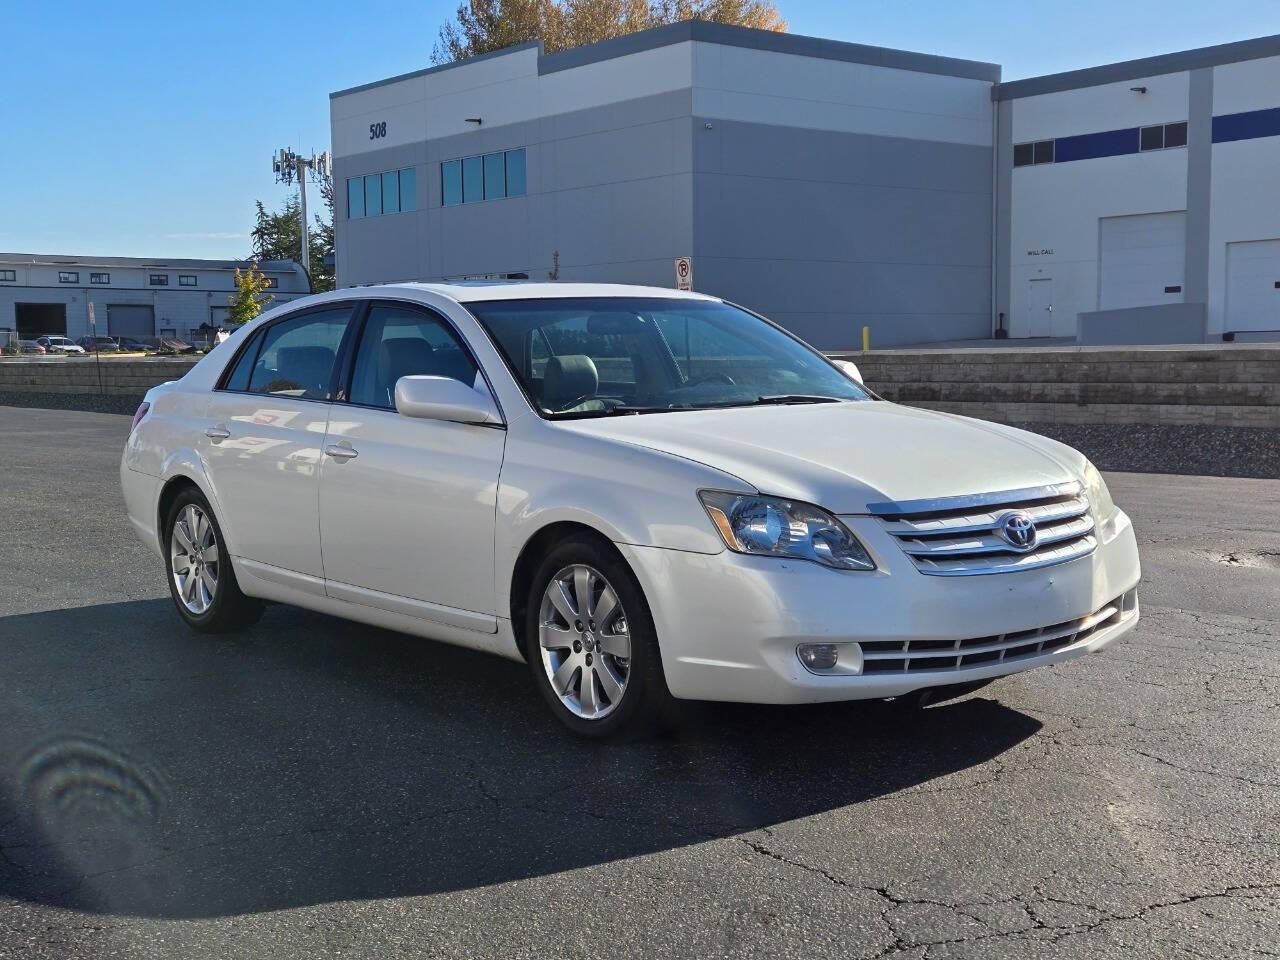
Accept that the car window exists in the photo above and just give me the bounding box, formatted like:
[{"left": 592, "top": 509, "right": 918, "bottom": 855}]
[
  {"left": 246, "top": 308, "right": 351, "bottom": 400},
  {"left": 222, "top": 328, "right": 265, "bottom": 392},
  {"left": 470, "top": 297, "right": 868, "bottom": 417},
  {"left": 349, "top": 304, "right": 478, "bottom": 409}
]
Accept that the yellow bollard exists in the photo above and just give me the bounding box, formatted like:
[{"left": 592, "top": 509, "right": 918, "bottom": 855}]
[{"left": 862, "top": 325, "right": 870, "bottom": 352}]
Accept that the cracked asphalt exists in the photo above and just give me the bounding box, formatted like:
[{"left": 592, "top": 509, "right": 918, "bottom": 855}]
[{"left": 1, "top": 406, "right": 1278, "bottom": 959}]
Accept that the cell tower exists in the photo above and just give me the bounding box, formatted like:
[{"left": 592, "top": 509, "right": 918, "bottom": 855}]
[{"left": 271, "top": 148, "right": 330, "bottom": 284}]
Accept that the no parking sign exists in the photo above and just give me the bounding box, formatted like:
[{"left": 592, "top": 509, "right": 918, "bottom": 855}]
[{"left": 674, "top": 256, "right": 692, "bottom": 291}]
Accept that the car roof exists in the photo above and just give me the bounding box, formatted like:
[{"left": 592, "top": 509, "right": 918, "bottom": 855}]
[{"left": 329, "top": 281, "right": 719, "bottom": 305}]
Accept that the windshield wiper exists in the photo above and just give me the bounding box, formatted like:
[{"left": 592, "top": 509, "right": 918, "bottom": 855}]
[{"left": 753, "top": 394, "right": 846, "bottom": 405}]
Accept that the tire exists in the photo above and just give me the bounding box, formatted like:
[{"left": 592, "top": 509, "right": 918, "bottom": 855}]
[
  {"left": 524, "top": 534, "right": 675, "bottom": 740},
  {"left": 164, "top": 487, "right": 263, "bottom": 633}
]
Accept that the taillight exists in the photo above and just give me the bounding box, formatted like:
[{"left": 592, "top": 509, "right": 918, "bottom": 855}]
[{"left": 130, "top": 401, "right": 151, "bottom": 434}]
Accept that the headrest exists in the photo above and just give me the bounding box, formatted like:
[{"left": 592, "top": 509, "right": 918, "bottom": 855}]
[
  {"left": 378, "top": 337, "right": 435, "bottom": 403},
  {"left": 275, "top": 345, "right": 335, "bottom": 396},
  {"left": 543, "top": 354, "right": 598, "bottom": 408}
]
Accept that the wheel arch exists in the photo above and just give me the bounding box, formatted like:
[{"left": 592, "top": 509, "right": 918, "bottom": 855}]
[{"left": 508, "top": 520, "right": 632, "bottom": 661}]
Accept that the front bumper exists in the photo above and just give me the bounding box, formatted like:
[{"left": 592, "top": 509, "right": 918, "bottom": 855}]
[{"left": 619, "top": 508, "right": 1141, "bottom": 704}]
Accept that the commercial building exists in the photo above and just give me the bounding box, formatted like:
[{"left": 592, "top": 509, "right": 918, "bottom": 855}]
[
  {"left": 331, "top": 23, "right": 1280, "bottom": 347},
  {"left": 0, "top": 254, "right": 310, "bottom": 344},
  {"left": 995, "top": 34, "right": 1280, "bottom": 343}
]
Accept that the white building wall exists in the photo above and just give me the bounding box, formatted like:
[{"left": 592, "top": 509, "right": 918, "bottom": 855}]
[
  {"left": 1007, "top": 82, "right": 1189, "bottom": 337},
  {"left": 1207, "top": 54, "right": 1280, "bottom": 336}
]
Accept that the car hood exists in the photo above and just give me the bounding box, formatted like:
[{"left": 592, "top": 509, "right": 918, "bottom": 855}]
[{"left": 557, "top": 401, "right": 1085, "bottom": 514}]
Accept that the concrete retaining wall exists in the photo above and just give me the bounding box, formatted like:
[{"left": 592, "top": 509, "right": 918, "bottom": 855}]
[{"left": 3, "top": 345, "right": 1278, "bottom": 430}]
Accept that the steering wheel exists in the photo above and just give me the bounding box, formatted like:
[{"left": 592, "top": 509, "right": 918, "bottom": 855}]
[{"left": 685, "top": 373, "right": 736, "bottom": 388}]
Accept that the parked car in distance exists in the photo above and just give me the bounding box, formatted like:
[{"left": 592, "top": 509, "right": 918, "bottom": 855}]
[
  {"left": 113, "top": 337, "right": 153, "bottom": 353},
  {"left": 78, "top": 335, "right": 120, "bottom": 353},
  {"left": 17, "top": 340, "right": 46, "bottom": 354},
  {"left": 121, "top": 283, "right": 1142, "bottom": 740},
  {"left": 35, "top": 335, "right": 85, "bottom": 354}
]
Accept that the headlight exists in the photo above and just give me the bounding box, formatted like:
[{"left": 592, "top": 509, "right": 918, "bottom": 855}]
[
  {"left": 1082, "top": 460, "right": 1115, "bottom": 522},
  {"left": 699, "top": 491, "right": 875, "bottom": 571}
]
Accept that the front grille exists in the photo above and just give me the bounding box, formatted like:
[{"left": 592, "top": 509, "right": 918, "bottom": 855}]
[
  {"left": 870, "top": 481, "right": 1096, "bottom": 576},
  {"left": 860, "top": 592, "right": 1130, "bottom": 674}
]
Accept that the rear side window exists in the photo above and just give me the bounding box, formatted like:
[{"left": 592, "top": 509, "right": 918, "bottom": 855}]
[
  {"left": 247, "top": 308, "right": 352, "bottom": 399},
  {"left": 222, "top": 329, "right": 264, "bottom": 392},
  {"left": 349, "top": 304, "right": 478, "bottom": 409}
]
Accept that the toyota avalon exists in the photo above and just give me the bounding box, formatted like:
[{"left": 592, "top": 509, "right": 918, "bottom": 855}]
[{"left": 121, "top": 283, "right": 1141, "bottom": 738}]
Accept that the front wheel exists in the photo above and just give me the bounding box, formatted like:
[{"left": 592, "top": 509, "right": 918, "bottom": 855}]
[
  {"left": 165, "top": 488, "right": 263, "bottom": 633},
  {"left": 525, "top": 536, "right": 674, "bottom": 740}
]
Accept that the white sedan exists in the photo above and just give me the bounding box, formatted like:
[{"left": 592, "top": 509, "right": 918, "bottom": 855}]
[{"left": 121, "top": 283, "right": 1141, "bottom": 738}]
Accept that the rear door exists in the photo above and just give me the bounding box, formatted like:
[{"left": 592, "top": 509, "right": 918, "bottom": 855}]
[
  {"left": 317, "top": 300, "right": 506, "bottom": 627},
  {"left": 200, "top": 304, "right": 357, "bottom": 583}
]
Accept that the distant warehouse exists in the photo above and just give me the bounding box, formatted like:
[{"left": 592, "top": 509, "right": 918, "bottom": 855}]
[
  {"left": 0, "top": 254, "right": 309, "bottom": 344},
  {"left": 330, "top": 22, "right": 1280, "bottom": 347}
]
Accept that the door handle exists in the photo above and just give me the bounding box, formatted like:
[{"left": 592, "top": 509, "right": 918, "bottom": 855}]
[
  {"left": 205, "top": 424, "right": 230, "bottom": 442},
  {"left": 324, "top": 443, "right": 358, "bottom": 461}
]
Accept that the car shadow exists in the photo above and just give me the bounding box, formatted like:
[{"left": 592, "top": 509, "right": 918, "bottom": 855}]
[{"left": 0, "top": 599, "right": 1041, "bottom": 919}]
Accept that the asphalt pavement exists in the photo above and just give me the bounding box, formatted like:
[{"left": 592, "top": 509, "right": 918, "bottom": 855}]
[{"left": 1, "top": 405, "right": 1277, "bottom": 959}]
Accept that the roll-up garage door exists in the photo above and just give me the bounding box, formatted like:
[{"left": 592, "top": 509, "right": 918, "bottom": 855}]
[
  {"left": 1226, "top": 239, "right": 1280, "bottom": 335},
  {"left": 1099, "top": 212, "right": 1186, "bottom": 310},
  {"left": 107, "top": 305, "right": 155, "bottom": 338}
]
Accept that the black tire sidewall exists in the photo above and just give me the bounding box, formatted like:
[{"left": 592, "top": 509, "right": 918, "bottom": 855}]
[{"left": 524, "top": 536, "right": 669, "bottom": 740}]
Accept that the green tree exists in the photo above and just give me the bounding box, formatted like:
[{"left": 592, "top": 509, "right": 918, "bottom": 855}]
[
  {"left": 432, "top": 0, "right": 784, "bottom": 64},
  {"left": 227, "top": 263, "right": 275, "bottom": 327},
  {"left": 249, "top": 170, "right": 335, "bottom": 292}
]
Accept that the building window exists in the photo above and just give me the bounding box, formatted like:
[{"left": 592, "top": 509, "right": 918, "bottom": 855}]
[
  {"left": 58, "top": 271, "right": 79, "bottom": 283},
  {"left": 442, "top": 160, "right": 462, "bottom": 206},
  {"left": 382, "top": 170, "right": 400, "bottom": 214},
  {"left": 1014, "top": 140, "right": 1054, "bottom": 167},
  {"left": 443, "top": 148, "right": 528, "bottom": 205},
  {"left": 347, "top": 177, "right": 365, "bottom": 218},
  {"left": 149, "top": 274, "right": 169, "bottom": 286},
  {"left": 179, "top": 274, "right": 197, "bottom": 286},
  {"left": 0, "top": 270, "right": 14, "bottom": 282},
  {"left": 264, "top": 277, "right": 278, "bottom": 288},
  {"left": 90, "top": 272, "right": 110, "bottom": 284},
  {"left": 1139, "top": 121, "right": 1188, "bottom": 152},
  {"left": 364, "top": 173, "right": 383, "bottom": 217},
  {"left": 399, "top": 167, "right": 416, "bottom": 212}
]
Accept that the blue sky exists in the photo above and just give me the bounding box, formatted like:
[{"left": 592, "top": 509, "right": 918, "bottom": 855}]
[{"left": 3, "top": 1, "right": 1277, "bottom": 260}]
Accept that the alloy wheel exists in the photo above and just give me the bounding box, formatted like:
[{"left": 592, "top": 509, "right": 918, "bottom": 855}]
[
  {"left": 538, "top": 564, "right": 631, "bottom": 719},
  {"left": 170, "top": 504, "right": 219, "bottom": 615}
]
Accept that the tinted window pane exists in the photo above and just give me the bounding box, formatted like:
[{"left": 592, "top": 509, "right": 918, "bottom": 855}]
[
  {"left": 441, "top": 160, "right": 461, "bottom": 206},
  {"left": 462, "top": 155, "right": 483, "bottom": 203},
  {"left": 1033, "top": 140, "right": 1054, "bottom": 164},
  {"left": 347, "top": 178, "right": 365, "bottom": 218},
  {"left": 247, "top": 308, "right": 351, "bottom": 400},
  {"left": 350, "top": 305, "right": 478, "bottom": 409},
  {"left": 400, "top": 167, "right": 417, "bottom": 211},
  {"left": 224, "top": 329, "right": 264, "bottom": 391},
  {"left": 505, "top": 148, "right": 526, "bottom": 196},
  {"left": 1013, "top": 143, "right": 1034, "bottom": 167},
  {"left": 1164, "top": 121, "right": 1187, "bottom": 148},
  {"left": 364, "top": 174, "right": 382, "bottom": 216},
  {"left": 483, "top": 152, "right": 505, "bottom": 200},
  {"left": 1140, "top": 125, "right": 1164, "bottom": 151},
  {"left": 382, "top": 171, "right": 400, "bottom": 213}
]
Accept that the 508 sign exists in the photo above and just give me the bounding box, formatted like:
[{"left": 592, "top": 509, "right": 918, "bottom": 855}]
[{"left": 369, "top": 121, "right": 387, "bottom": 140}]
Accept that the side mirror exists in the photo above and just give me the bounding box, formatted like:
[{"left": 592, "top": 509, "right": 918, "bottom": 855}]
[
  {"left": 834, "top": 359, "right": 863, "bottom": 384},
  {"left": 394, "top": 375, "right": 502, "bottom": 425}
]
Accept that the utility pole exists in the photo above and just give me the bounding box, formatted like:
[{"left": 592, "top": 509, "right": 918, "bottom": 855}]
[{"left": 271, "top": 148, "right": 330, "bottom": 285}]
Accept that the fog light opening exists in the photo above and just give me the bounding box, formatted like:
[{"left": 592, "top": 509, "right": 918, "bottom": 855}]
[{"left": 798, "top": 643, "right": 840, "bottom": 672}]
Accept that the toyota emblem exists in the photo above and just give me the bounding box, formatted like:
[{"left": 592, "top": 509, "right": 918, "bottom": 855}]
[{"left": 999, "top": 511, "right": 1038, "bottom": 551}]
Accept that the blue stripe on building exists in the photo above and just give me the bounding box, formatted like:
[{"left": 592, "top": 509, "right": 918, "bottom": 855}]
[
  {"left": 1212, "top": 106, "right": 1280, "bottom": 144},
  {"left": 1053, "top": 127, "right": 1140, "bottom": 163}
]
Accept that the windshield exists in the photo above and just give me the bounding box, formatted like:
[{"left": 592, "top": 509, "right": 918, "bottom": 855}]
[{"left": 467, "top": 297, "right": 869, "bottom": 417}]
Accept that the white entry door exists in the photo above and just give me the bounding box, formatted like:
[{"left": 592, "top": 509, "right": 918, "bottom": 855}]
[
  {"left": 1027, "top": 278, "right": 1054, "bottom": 337},
  {"left": 1226, "top": 239, "right": 1280, "bottom": 334}
]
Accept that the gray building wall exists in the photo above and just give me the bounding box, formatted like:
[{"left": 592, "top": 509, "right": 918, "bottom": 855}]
[{"left": 333, "top": 90, "right": 695, "bottom": 290}]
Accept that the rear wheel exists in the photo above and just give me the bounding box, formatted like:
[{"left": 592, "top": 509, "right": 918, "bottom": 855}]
[
  {"left": 525, "top": 535, "right": 673, "bottom": 740},
  {"left": 165, "top": 488, "right": 262, "bottom": 632}
]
